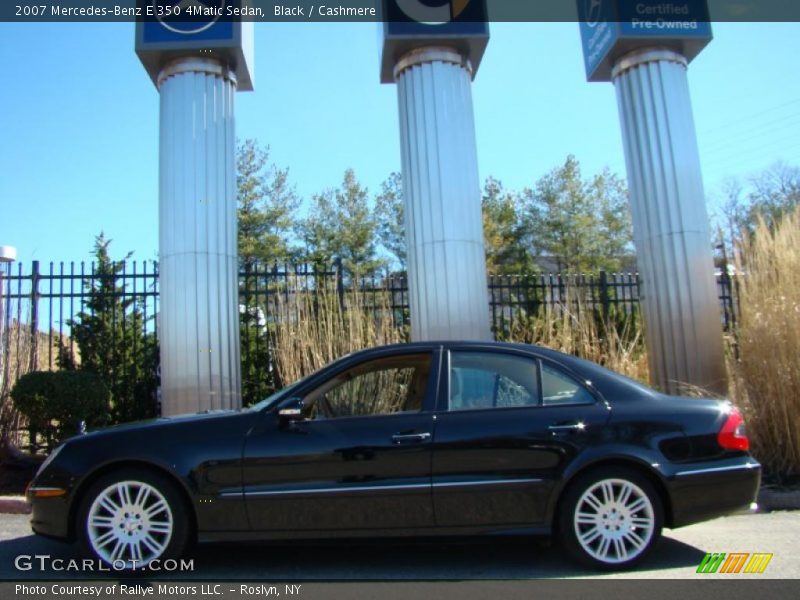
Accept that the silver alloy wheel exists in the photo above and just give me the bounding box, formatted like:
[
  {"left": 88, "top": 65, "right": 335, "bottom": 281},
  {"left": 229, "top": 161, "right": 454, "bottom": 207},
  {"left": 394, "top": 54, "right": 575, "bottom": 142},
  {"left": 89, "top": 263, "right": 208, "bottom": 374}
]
[
  {"left": 86, "top": 480, "right": 173, "bottom": 568},
  {"left": 573, "top": 478, "right": 655, "bottom": 564}
]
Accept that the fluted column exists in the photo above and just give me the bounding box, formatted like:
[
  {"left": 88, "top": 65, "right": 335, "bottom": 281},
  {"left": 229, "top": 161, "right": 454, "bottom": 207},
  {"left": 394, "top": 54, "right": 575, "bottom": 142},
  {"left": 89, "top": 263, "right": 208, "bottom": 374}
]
[
  {"left": 613, "top": 48, "right": 726, "bottom": 395},
  {"left": 395, "top": 47, "right": 491, "bottom": 342},
  {"left": 158, "top": 57, "right": 241, "bottom": 415}
]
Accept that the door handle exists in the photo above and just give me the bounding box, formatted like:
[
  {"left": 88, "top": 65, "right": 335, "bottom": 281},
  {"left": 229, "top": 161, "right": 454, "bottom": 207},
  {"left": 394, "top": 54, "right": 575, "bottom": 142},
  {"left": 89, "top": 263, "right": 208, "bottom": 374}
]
[
  {"left": 547, "top": 422, "right": 586, "bottom": 434},
  {"left": 391, "top": 432, "right": 431, "bottom": 445}
]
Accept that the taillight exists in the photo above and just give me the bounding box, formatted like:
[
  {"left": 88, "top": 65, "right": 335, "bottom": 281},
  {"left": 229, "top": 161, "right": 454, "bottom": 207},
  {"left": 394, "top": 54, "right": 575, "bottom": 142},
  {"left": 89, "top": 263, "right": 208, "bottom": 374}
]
[{"left": 718, "top": 406, "right": 749, "bottom": 451}]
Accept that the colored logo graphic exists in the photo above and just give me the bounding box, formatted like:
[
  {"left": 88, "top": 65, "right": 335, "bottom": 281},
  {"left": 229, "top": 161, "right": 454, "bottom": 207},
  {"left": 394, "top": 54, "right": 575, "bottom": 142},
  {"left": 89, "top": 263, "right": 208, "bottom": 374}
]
[
  {"left": 395, "top": 0, "right": 472, "bottom": 25},
  {"left": 584, "top": 0, "right": 603, "bottom": 28},
  {"left": 696, "top": 553, "right": 773, "bottom": 574},
  {"left": 154, "top": 0, "right": 225, "bottom": 35}
]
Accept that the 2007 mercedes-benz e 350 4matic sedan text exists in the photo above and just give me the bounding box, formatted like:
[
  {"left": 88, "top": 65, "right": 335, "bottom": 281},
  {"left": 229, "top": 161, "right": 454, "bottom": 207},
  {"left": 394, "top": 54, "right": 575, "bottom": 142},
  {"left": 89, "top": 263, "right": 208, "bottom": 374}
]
[{"left": 28, "top": 341, "right": 760, "bottom": 571}]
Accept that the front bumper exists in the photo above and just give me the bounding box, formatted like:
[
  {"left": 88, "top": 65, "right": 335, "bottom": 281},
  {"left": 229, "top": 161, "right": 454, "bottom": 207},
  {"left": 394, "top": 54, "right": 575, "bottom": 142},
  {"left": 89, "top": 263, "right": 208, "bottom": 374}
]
[
  {"left": 666, "top": 458, "right": 761, "bottom": 528},
  {"left": 28, "top": 488, "right": 73, "bottom": 541}
]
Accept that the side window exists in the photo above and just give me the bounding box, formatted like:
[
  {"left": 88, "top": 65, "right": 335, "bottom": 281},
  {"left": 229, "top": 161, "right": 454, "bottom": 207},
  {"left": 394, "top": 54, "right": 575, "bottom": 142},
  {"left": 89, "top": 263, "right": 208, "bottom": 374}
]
[
  {"left": 307, "top": 354, "right": 432, "bottom": 419},
  {"left": 541, "top": 362, "right": 595, "bottom": 406},
  {"left": 449, "top": 352, "right": 538, "bottom": 411}
]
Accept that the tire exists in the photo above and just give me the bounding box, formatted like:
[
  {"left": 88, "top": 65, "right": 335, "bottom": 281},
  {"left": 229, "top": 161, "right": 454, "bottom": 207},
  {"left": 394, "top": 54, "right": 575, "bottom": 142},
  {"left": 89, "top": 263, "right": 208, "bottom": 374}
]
[
  {"left": 557, "top": 466, "right": 663, "bottom": 570},
  {"left": 76, "top": 467, "right": 191, "bottom": 572}
]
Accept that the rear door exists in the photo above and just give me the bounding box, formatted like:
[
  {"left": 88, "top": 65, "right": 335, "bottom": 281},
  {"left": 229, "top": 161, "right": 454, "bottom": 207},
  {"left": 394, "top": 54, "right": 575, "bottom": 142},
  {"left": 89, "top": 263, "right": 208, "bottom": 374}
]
[{"left": 431, "top": 347, "right": 610, "bottom": 527}]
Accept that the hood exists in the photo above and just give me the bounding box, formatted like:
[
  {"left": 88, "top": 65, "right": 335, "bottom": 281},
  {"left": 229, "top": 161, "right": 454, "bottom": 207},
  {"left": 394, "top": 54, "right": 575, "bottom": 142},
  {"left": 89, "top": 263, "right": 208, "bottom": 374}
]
[{"left": 74, "top": 409, "right": 244, "bottom": 440}]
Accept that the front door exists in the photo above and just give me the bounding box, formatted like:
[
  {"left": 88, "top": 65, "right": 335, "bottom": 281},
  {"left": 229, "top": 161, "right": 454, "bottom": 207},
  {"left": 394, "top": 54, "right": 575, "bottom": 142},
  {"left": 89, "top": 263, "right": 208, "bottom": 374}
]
[{"left": 243, "top": 350, "right": 439, "bottom": 532}]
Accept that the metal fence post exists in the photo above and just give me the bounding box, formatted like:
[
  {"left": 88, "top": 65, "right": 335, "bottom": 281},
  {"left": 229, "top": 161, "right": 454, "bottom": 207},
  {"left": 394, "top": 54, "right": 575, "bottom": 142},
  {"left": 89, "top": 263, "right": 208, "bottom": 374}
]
[
  {"left": 0, "top": 259, "right": 748, "bottom": 411},
  {"left": 0, "top": 265, "right": 6, "bottom": 396},
  {"left": 28, "top": 261, "right": 40, "bottom": 373},
  {"left": 335, "top": 257, "right": 345, "bottom": 313},
  {"left": 599, "top": 270, "right": 610, "bottom": 323},
  {"left": 724, "top": 269, "right": 736, "bottom": 332}
]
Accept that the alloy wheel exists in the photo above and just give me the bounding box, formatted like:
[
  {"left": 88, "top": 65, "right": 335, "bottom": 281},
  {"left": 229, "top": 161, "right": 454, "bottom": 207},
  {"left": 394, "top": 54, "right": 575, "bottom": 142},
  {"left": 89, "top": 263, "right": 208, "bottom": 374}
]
[
  {"left": 572, "top": 477, "right": 655, "bottom": 565},
  {"left": 86, "top": 480, "right": 174, "bottom": 568}
]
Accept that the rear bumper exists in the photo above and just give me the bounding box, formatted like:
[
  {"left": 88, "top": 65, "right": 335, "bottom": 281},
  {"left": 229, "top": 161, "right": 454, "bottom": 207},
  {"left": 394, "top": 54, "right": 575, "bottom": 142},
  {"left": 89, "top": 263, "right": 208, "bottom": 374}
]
[{"left": 666, "top": 459, "right": 761, "bottom": 528}]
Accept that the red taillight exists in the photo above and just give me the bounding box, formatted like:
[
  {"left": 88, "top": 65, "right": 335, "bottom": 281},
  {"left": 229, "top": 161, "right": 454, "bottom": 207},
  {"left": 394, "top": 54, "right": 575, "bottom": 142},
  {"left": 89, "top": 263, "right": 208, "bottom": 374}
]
[{"left": 718, "top": 406, "right": 749, "bottom": 451}]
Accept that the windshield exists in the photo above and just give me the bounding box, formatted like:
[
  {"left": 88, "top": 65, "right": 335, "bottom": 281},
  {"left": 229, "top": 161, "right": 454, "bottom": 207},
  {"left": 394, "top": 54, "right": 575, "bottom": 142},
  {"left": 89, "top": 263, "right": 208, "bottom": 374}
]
[{"left": 247, "top": 377, "right": 306, "bottom": 412}]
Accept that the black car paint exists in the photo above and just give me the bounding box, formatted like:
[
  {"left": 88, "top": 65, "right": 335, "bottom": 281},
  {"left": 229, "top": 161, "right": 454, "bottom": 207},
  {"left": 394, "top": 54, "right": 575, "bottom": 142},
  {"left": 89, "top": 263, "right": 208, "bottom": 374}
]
[
  {"left": 30, "top": 410, "right": 255, "bottom": 539},
  {"left": 29, "top": 341, "right": 760, "bottom": 544}
]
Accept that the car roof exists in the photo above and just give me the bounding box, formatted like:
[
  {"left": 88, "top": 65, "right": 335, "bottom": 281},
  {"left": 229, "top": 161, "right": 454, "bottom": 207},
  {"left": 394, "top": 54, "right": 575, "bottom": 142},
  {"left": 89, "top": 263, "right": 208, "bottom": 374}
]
[
  {"left": 339, "top": 340, "right": 592, "bottom": 374},
  {"left": 345, "top": 339, "right": 572, "bottom": 358}
]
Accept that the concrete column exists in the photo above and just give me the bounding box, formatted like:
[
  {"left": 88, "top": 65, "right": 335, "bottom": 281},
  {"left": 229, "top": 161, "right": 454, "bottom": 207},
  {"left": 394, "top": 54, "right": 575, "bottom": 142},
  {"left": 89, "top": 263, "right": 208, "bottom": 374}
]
[
  {"left": 395, "top": 47, "right": 491, "bottom": 342},
  {"left": 612, "top": 48, "right": 726, "bottom": 396},
  {"left": 157, "top": 57, "right": 241, "bottom": 415}
]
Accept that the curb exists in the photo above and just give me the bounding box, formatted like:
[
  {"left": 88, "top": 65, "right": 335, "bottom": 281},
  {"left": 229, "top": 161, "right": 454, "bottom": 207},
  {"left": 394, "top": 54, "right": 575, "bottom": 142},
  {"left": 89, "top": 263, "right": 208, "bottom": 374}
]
[
  {"left": 757, "top": 487, "right": 800, "bottom": 512},
  {"left": 0, "top": 496, "right": 31, "bottom": 515}
]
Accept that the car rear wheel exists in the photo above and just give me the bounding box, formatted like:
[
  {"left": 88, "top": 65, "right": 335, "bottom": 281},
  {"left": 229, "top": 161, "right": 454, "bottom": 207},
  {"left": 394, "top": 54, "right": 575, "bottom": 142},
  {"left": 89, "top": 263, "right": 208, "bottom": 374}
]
[
  {"left": 558, "top": 467, "right": 663, "bottom": 570},
  {"left": 77, "top": 468, "right": 191, "bottom": 571}
]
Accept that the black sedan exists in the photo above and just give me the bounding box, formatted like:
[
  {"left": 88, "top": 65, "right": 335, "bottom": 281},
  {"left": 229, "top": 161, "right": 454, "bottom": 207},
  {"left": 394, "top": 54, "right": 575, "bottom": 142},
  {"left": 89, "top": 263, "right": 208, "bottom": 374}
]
[{"left": 27, "top": 341, "right": 760, "bottom": 571}]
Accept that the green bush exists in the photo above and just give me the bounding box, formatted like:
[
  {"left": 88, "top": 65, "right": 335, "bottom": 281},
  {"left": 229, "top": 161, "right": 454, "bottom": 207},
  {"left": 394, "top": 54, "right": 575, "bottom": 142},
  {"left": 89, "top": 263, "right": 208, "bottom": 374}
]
[{"left": 10, "top": 370, "right": 109, "bottom": 452}]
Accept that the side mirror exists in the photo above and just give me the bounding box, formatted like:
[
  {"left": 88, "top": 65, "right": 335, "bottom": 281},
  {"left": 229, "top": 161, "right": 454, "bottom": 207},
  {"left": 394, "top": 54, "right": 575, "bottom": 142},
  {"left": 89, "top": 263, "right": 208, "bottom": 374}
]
[{"left": 277, "top": 397, "right": 305, "bottom": 424}]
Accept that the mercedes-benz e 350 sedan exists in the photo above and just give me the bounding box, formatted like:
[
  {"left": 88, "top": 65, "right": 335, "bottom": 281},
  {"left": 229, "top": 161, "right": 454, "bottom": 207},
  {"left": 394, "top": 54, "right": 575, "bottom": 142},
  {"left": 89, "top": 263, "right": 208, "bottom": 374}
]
[{"left": 28, "top": 341, "right": 760, "bottom": 571}]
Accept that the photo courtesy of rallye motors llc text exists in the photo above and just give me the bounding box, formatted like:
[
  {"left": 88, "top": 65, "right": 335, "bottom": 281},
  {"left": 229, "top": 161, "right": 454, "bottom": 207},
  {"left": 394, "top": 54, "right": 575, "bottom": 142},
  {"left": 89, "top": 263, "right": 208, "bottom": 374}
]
[{"left": 15, "top": 583, "right": 303, "bottom": 597}]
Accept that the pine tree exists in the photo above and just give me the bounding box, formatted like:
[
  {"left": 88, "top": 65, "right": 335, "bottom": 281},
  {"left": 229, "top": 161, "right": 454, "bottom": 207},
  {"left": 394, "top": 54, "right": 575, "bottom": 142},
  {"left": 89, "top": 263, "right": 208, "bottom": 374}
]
[
  {"left": 482, "top": 177, "right": 534, "bottom": 275},
  {"left": 68, "top": 234, "right": 158, "bottom": 423},
  {"left": 237, "top": 139, "right": 300, "bottom": 269},
  {"left": 588, "top": 168, "right": 634, "bottom": 272},
  {"left": 236, "top": 139, "right": 300, "bottom": 406},
  {"left": 299, "top": 169, "right": 385, "bottom": 275},
  {"left": 375, "top": 172, "right": 406, "bottom": 270},
  {"left": 518, "top": 156, "right": 633, "bottom": 273}
]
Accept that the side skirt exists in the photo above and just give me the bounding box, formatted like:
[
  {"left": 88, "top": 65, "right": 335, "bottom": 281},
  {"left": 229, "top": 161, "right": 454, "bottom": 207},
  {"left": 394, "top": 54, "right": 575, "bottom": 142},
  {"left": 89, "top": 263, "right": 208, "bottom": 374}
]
[{"left": 198, "top": 525, "right": 552, "bottom": 543}]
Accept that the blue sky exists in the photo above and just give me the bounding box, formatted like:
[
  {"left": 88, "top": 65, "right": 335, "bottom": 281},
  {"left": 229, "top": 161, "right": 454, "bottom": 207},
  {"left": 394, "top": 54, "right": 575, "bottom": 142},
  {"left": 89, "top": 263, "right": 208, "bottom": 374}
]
[{"left": 1, "top": 21, "right": 799, "bottom": 266}]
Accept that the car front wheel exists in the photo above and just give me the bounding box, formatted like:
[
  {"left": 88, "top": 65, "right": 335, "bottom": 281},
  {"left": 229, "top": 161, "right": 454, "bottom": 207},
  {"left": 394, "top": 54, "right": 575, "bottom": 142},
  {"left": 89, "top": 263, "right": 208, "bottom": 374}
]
[
  {"left": 559, "top": 467, "right": 663, "bottom": 570},
  {"left": 77, "top": 468, "right": 191, "bottom": 571}
]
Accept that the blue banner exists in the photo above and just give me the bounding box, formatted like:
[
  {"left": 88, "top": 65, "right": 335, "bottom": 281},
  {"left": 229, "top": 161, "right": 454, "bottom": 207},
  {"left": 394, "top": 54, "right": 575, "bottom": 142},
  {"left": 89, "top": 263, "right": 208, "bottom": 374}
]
[{"left": 578, "top": 0, "right": 713, "bottom": 81}]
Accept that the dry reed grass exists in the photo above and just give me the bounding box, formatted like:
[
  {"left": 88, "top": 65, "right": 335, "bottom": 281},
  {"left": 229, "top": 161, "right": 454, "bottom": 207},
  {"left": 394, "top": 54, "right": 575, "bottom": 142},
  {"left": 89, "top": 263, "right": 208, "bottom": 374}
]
[
  {"left": 503, "top": 298, "right": 649, "bottom": 384},
  {"left": 730, "top": 208, "right": 800, "bottom": 477},
  {"left": 271, "top": 280, "right": 406, "bottom": 386},
  {"left": 271, "top": 279, "right": 649, "bottom": 389}
]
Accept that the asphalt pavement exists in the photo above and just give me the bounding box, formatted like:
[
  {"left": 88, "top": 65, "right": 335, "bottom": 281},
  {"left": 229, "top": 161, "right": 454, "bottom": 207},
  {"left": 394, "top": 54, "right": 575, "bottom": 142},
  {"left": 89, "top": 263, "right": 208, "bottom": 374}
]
[{"left": 0, "top": 511, "right": 798, "bottom": 580}]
